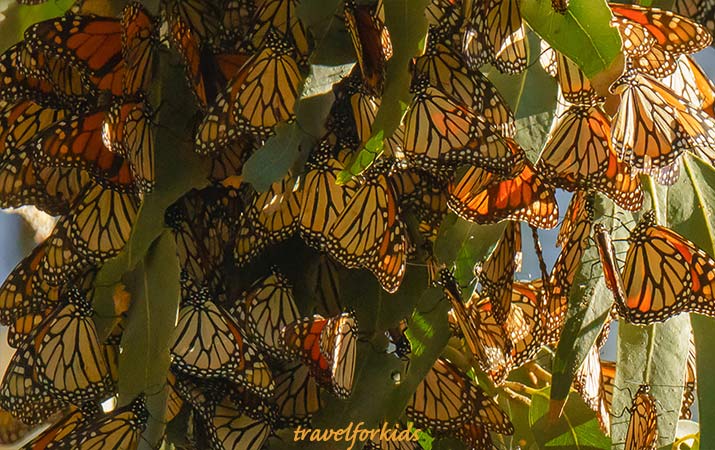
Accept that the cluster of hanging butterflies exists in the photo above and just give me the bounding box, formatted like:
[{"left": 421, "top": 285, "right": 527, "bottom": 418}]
[{"left": 0, "top": 0, "right": 713, "bottom": 447}]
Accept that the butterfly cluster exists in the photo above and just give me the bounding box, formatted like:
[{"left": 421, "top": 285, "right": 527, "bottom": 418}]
[{"left": 0, "top": 0, "right": 712, "bottom": 448}]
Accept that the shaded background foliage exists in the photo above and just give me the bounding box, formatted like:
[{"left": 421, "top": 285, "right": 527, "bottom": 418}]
[{"left": 0, "top": 0, "right": 714, "bottom": 449}]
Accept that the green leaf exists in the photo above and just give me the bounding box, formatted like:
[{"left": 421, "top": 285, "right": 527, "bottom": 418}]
[
  {"left": 650, "top": 155, "right": 715, "bottom": 449},
  {"left": 338, "top": 0, "right": 430, "bottom": 182},
  {"left": 530, "top": 386, "right": 610, "bottom": 450},
  {"left": 0, "top": 0, "right": 74, "bottom": 51},
  {"left": 550, "top": 196, "right": 632, "bottom": 404},
  {"left": 242, "top": 63, "right": 353, "bottom": 191},
  {"left": 519, "top": 0, "right": 622, "bottom": 78},
  {"left": 299, "top": 0, "right": 355, "bottom": 66},
  {"left": 514, "top": 111, "right": 555, "bottom": 157},
  {"left": 434, "top": 213, "right": 505, "bottom": 286},
  {"left": 118, "top": 232, "right": 181, "bottom": 450}
]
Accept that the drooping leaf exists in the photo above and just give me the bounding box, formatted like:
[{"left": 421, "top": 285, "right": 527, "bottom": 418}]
[
  {"left": 519, "top": 0, "right": 622, "bottom": 78},
  {"left": 118, "top": 232, "right": 181, "bottom": 450}
]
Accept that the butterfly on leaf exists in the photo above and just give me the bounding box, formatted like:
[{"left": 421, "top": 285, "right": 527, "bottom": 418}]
[{"left": 618, "top": 210, "right": 715, "bottom": 323}]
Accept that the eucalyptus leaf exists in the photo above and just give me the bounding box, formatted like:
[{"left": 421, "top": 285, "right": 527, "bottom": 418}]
[
  {"left": 530, "top": 386, "right": 610, "bottom": 450},
  {"left": 519, "top": 0, "right": 622, "bottom": 79},
  {"left": 118, "top": 232, "right": 180, "bottom": 450}
]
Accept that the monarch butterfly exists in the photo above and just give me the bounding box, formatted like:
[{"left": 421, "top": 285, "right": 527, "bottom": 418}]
[
  {"left": 25, "top": 289, "right": 113, "bottom": 404},
  {"left": 406, "top": 357, "right": 514, "bottom": 434},
  {"left": 17, "top": 43, "right": 100, "bottom": 102},
  {"left": 413, "top": 37, "right": 517, "bottom": 138},
  {"left": 35, "top": 219, "right": 88, "bottom": 289},
  {"left": 365, "top": 424, "right": 424, "bottom": 450},
  {"left": 619, "top": 210, "right": 715, "bottom": 323},
  {"left": 0, "top": 348, "right": 65, "bottom": 425},
  {"left": 249, "top": 0, "right": 310, "bottom": 57},
  {"left": 0, "top": 149, "right": 85, "bottom": 216},
  {"left": 348, "top": 80, "right": 406, "bottom": 158},
  {"left": 327, "top": 171, "right": 407, "bottom": 293},
  {"left": 665, "top": 56, "right": 715, "bottom": 120},
  {"left": 171, "top": 289, "right": 275, "bottom": 397},
  {"left": 166, "top": 0, "right": 223, "bottom": 42},
  {"left": 168, "top": 14, "right": 251, "bottom": 111},
  {"left": 46, "top": 394, "right": 149, "bottom": 450},
  {"left": 165, "top": 372, "right": 185, "bottom": 423},
  {"left": 404, "top": 76, "right": 520, "bottom": 176},
  {"left": 64, "top": 181, "right": 140, "bottom": 262},
  {"left": 536, "top": 104, "right": 644, "bottom": 211},
  {"left": 307, "top": 253, "right": 343, "bottom": 317},
  {"left": 195, "top": 32, "right": 302, "bottom": 150},
  {"left": 594, "top": 223, "right": 627, "bottom": 306},
  {"left": 21, "top": 402, "right": 102, "bottom": 450},
  {"left": 464, "top": 0, "right": 527, "bottom": 74},
  {"left": 299, "top": 147, "right": 358, "bottom": 249},
  {"left": 610, "top": 69, "right": 715, "bottom": 184},
  {"left": 448, "top": 154, "right": 559, "bottom": 229},
  {"left": 0, "top": 46, "right": 82, "bottom": 111},
  {"left": 32, "top": 109, "right": 134, "bottom": 185},
  {"left": 682, "top": 333, "right": 697, "bottom": 419},
  {"left": 624, "top": 385, "right": 658, "bottom": 450},
  {"left": 673, "top": 0, "right": 715, "bottom": 38},
  {"left": 102, "top": 99, "right": 154, "bottom": 192},
  {"left": 553, "top": 50, "right": 602, "bottom": 105},
  {"left": 234, "top": 173, "right": 301, "bottom": 266},
  {"left": 439, "top": 268, "right": 513, "bottom": 383},
  {"left": 232, "top": 268, "right": 300, "bottom": 360},
  {"left": 281, "top": 312, "right": 358, "bottom": 398},
  {"left": 272, "top": 361, "right": 324, "bottom": 428},
  {"left": 610, "top": 14, "right": 680, "bottom": 78},
  {"left": 476, "top": 221, "right": 521, "bottom": 325},
  {"left": 121, "top": 2, "right": 156, "bottom": 95},
  {"left": 344, "top": 0, "right": 393, "bottom": 94},
  {"left": 7, "top": 308, "right": 52, "bottom": 348},
  {"left": 210, "top": 137, "right": 256, "bottom": 181},
  {"left": 24, "top": 14, "right": 125, "bottom": 97},
  {"left": 385, "top": 319, "right": 411, "bottom": 359},
  {"left": 206, "top": 396, "right": 272, "bottom": 450},
  {"left": 425, "top": 0, "right": 464, "bottom": 46},
  {"left": 461, "top": 292, "right": 514, "bottom": 384},
  {"left": 508, "top": 279, "right": 547, "bottom": 368},
  {"left": 221, "top": 0, "right": 257, "bottom": 46},
  {"left": 546, "top": 192, "right": 592, "bottom": 343},
  {"left": 610, "top": 4, "right": 712, "bottom": 56},
  {"left": 166, "top": 185, "right": 241, "bottom": 299},
  {"left": 573, "top": 344, "right": 611, "bottom": 433},
  {"left": 0, "top": 243, "right": 60, "bottom": 325}
]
